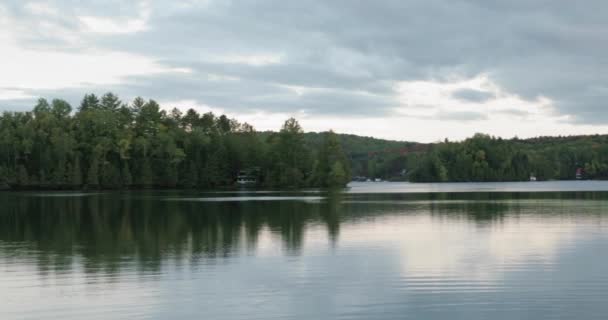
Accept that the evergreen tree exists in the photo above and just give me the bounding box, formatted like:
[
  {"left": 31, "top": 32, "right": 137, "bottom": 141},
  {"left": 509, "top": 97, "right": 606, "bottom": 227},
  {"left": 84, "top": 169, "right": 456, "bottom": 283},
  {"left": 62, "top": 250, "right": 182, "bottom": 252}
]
[
  {"left": 267, "top": 118, "right": 311, "bottom": 187},
  {"left": 79, "top": 94, "right": 100, "bottom": 111},
  {"left": 313, "top": 131, "right": 351, "bottom": 187},
  {"left": 15, "top": 92, "right": 584, "bottom": 188},
  {"left": 100, "top": 92, "right": 122, "bottom": 111}
]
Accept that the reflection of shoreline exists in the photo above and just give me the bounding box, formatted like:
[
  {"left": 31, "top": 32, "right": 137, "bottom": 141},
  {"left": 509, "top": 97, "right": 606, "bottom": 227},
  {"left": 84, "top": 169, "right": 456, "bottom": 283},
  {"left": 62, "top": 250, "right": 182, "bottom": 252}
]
[
  {"left": 0, "top": 191, "right": 606, "bottom": 278},
  {"left": 165, "top": 196, "right": 325, "bottom": 202},
  {"left": 347, "top": 181, "right": 608, "bottom": 193}
]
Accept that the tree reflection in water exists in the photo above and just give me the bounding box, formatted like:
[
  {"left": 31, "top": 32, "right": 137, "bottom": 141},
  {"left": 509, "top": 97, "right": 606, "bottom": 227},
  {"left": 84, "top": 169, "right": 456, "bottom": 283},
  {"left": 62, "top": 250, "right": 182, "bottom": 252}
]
[{"left": 0, "top": 190, "right": 606, "bottom": 277}]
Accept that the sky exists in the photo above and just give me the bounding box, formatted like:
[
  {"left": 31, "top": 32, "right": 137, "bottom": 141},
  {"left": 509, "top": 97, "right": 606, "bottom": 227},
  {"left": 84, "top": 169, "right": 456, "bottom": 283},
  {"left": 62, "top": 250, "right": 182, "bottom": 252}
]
[{"left": 1, "top": 0, "right": 608, "bottom": 142}]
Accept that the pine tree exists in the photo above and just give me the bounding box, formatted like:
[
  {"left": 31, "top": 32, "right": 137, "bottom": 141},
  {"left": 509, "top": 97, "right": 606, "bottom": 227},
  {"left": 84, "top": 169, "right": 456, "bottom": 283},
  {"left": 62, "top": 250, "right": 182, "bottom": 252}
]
[
  {"left": 100, "top": 92, "right": 122, "bottom": 111},
  {"left": 79, "top": 94, "right": 100, "bottom": 111}
]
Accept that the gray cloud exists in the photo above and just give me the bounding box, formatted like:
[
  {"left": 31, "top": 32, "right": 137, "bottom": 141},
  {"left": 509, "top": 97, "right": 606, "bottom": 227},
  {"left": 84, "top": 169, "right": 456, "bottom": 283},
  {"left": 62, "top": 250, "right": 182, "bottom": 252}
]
[
  {"left": 1, "top": 0, "right": 608, "bottom": 123},
  {"left": 452, "top": 89, "right": 495, "bottom": 103}
]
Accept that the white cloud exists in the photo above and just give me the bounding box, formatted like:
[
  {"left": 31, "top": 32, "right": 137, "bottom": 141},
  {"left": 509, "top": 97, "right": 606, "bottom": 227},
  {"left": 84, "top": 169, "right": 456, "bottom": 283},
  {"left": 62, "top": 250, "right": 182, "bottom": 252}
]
[
  {"left": 394, "top": 74, "right": 556, "bottom": 120},
  {"left": 3, "top": 1, "right": 608, "bottom": 141},
  {"left": 0, "top": 46, "right": 178, "bottom": 90},
  {"left": 24, "top": 2, "right": 59, "bottom": 16},
  {"left": 0, "top": 5, "right": 188, "bottom": 94},
  {"left": 79, "top": 16, "right": 148, "bottom": 34},
  {"left": 78, "top": 1, "right": 150, "bottom": 34}
]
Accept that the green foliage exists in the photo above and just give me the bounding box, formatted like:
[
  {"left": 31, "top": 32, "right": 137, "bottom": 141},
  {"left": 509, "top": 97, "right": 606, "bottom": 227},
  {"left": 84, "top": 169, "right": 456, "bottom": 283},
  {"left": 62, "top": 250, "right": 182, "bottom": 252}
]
[
  {"left": 409, "top": 133, "right": 608, "bottom": 182},
  {"left": 86, "top": 158, "right": 99, "bottom": 188},
  {"left": 79, "top": 94, "right": 100, "bottom": 111},
  {"left": 328, "top": 161, "right": 348, "bottom": 187},
  {"left": 69, "top": 157, "right": 82, "bottom": 187},
  {"left": 101, "top": 162, "right": 122, "bottom": 189},
  {"left": 312, "top": 131, "right": 351, "bottom": 187},
  {"left": 0, "top": 93, "right": 352, "bottom": 189},
  {"left": 22, "top": 93, "right": 608, "bottom": 188},
  {"left": 265, "top": 118, "right": 311, "bottom": 187},
  {"left": 121, "top": 162, "right": 133, "bottom": 187}
]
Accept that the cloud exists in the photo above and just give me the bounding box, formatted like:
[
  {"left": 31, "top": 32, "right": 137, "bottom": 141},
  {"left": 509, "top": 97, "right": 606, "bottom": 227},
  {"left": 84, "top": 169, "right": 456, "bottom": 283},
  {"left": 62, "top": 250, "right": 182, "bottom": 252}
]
[
  {"left": 452, "top": 89, "right": 495, "bottom": 103},
  {"left": 1, "top": 0, "right": 608, "bottom": 140},
  {"left": 211, "top": 54, "right": 284, "bottom": 66},
  {"left": 437, "top": 111, "right": 488, "bottom": 121}
]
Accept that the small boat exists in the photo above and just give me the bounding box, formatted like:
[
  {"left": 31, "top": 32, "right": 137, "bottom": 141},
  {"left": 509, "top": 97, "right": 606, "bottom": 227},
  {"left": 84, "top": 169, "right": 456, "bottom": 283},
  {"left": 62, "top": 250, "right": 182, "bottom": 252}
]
[
  {"left": 236, "top": 169, "right": 259, "bottom": 185},
  {"left": 237, "top": 175, "right": 257, "bottom": 185}
]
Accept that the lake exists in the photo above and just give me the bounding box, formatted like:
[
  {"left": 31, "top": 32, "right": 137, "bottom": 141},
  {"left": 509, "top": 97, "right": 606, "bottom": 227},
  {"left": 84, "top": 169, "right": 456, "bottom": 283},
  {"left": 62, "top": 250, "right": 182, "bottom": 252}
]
[{"left": 2, "top": 181, "right": 608, "bottom": 319}]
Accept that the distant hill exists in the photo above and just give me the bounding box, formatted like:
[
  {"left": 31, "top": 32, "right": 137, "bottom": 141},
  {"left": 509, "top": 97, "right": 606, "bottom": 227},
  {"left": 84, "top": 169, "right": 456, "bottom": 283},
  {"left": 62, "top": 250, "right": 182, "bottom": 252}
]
[
  {"left": 256, "top": 131, "right": 608, "bottom": 182},
  {"left": 260, "top": 130, "right": 423, "bottom": 154},
  {"left": 304, "top": 132, "right": 417, "bottom": 154},
  {"left": 260, "top": 131, "right": 429, "bottom": 179},
  {"left": 409, "top": 133, "right": 608, "bottom": 182}
]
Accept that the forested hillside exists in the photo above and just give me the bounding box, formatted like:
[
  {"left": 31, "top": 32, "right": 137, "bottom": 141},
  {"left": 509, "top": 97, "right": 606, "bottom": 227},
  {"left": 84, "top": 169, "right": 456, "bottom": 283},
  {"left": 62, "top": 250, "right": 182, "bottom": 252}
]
[
  {"left": 409, "top": 134, "right": 608, "bottom": 182},
  {"left": 3, "top": 93, "right": 608, "bottom": 189},
  {"left": 0, "top": 93, "right": 351, "bottom": 190},
  {"left": 305, "top": 133, "right": 423, "bottom": 180},
  {"left": 257, "top": 131, "right": 419, "bottom": 180}
]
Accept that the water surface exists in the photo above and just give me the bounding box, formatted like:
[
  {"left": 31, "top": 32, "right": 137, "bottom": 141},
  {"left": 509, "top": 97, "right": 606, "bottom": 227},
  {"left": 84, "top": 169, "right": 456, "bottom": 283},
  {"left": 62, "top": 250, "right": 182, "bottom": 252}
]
[{"left": 2, "top": 181, "right": 608, "bottom": 319}]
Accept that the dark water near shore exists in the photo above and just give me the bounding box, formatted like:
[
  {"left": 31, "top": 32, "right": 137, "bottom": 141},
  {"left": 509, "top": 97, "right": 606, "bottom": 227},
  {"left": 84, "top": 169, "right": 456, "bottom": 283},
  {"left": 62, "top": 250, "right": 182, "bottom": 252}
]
[{"left": 3, "top": 181, "right": 608, "bottom": 319}]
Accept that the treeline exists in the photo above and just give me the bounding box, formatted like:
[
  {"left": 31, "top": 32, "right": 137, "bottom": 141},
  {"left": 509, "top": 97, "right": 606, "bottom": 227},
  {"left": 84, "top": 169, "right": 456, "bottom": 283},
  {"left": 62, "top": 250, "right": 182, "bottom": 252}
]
[
  {"left": 304, "top": 132, "right": 423, "bottom": 180},
  {"left": 0, "top": 93, "right": 351, "bottom": 190},
  {"left": 409, "top": 133, "right": 608, "bottom": 182}
]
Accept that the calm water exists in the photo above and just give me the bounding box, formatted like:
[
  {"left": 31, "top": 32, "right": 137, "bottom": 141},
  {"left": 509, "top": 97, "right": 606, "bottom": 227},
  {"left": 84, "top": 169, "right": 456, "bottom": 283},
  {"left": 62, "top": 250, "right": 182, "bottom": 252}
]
[{"left": 3, "top": 181, "right": 608, "bottom": 319}]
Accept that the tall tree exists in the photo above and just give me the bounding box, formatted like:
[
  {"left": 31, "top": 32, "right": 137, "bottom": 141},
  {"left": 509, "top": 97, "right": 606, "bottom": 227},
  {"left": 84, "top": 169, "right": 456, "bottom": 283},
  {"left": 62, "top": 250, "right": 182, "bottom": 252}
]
[
  {"left": 100, "top": 92, "right": 122, "bottom": 111},
  {"left": 79, "top": 94, "right": 100, "bottom": 111},
  {"left": 313, "top": 131, "right": 351, "bottom": 187}
]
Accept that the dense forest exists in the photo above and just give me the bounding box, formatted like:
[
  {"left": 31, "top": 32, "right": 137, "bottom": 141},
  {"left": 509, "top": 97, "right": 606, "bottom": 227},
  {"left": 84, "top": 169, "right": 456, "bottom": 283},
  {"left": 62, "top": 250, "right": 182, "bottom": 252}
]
[
  {"left": 409, "top": 133, "right": 608, "bottom": 182},
  {"left": 3, "top": 92, "right": 608, "bottom": 189},
  {"left": 0, "top": 93, "right": 352, "bottom": 190}
]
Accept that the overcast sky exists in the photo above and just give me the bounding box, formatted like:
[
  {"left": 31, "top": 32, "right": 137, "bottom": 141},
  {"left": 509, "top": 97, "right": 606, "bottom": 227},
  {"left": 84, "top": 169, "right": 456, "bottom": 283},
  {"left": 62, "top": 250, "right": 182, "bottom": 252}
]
[{"left": 1, "top": 0, "right": 607, "bottom": 142}]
